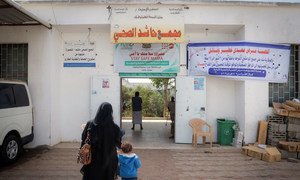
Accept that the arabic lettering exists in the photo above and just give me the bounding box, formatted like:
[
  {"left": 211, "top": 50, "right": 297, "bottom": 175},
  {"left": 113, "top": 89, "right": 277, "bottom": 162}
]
[
  {"left": 189, "top": 44, "right": 289, "bottom": 81},
  {"left": 201, "top": 56, "right": 279, "bottom": 70},
  {"left": 129, "top": 51, "right": 166, "bottom": 61},
  {"left": 169, "top": 8, "right": 183, "bottom": 15},
  {"left": 134, "top": 15, "right": 163, "bottom": 19},
  {"left": 113, "top": 26, "right": 182, "bottom": 42},
  {"left": 208, "top": 68, "right": 266, "bottom": 77},
  {"left": 208, "top": 48, "right": 270, "bottom": 54},
  {"left": 136, "top": 7, "right": 159, "bottom": 12},
  {"left": 64, "top": 42, "right": 96, "bottom": 63},
  {"left": 114, "top": 8, "right": 128, "bottom": 14}
]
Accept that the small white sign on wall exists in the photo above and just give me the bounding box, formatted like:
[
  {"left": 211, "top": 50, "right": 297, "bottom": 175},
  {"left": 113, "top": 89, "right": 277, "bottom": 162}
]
[
  {"left": 63, "top": 41, "right": 96, "bottom": 67},
  {"left": 91, "top": 76, "right": 121, "bottom": 125},
  {"left": 102, "top": 79, "right": 110, "bottom": 88}
]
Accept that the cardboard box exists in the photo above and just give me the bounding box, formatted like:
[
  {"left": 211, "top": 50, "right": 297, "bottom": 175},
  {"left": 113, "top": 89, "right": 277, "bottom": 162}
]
[
  {"left": 279, "top": 149, "right": 298, "bottom": 159},
  {"left": 273, "top": 107, "right": 289, "bottom": 116},
  {"left": 282, "top": 103, "right": 297, "bottom": 111},
  {"left": 278, "top": 141, "right": 300, "bottom": 152},
  {"left": 257, "top": 121, "right": 268, "bottom": 144},
  {"left": 285, "top": 100, "right": 300, "bottom": 111},
  {"left": 242, "top": 145, "right": 281, "bottom": 162},
  {"left": 242, "top": 147, "right": 248, "bottom": 155},
  {"left": 262, "top": 147, "right": 281, "bottom": 162},
  {"left": 242, "top": 146, "right": 264, "bottom": 160},
  {"left": 273, "top": 102, "right": 289, "bottom": 116},
  {"left": 289, "top": 111, "right": 300, "bottom": 118}
]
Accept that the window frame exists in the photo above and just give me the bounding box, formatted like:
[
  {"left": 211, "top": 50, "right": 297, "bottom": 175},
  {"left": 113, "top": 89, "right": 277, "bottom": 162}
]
[{"left": 269, "top": 45, "right": 299, "bottom": 106}]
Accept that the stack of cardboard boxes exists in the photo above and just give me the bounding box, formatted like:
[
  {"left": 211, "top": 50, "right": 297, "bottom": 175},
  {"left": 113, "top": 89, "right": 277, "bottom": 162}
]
[
  {"left": 242, "top": 120, "right": 281, "bottom": 162},
  {"left": 242, "top": 144, "right": 281, "bottom": 162}
]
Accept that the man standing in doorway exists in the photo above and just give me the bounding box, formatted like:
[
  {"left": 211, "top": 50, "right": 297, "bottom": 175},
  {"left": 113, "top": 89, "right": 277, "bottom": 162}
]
[
  {"left": 168, "top": 96, "right": 175, "bottom": 139},
  {"left": 132, "top": 91, "right": 143, "bottom": 130}
]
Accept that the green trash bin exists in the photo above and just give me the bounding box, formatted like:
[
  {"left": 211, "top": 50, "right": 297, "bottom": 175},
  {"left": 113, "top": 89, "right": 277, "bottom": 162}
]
[{"left": 217, "top": 119, "right": 236, "bottom": 145}]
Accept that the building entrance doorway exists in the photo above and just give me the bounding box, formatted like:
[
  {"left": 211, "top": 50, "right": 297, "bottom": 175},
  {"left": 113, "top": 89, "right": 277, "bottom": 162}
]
[{"left": 120, "top": 77, "right": 176, "bottom": 148}]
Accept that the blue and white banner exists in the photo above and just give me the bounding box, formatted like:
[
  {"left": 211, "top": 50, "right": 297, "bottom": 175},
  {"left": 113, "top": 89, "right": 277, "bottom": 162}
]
[{"left": 187, "top": 42, "right": 291, "bottom": 82}]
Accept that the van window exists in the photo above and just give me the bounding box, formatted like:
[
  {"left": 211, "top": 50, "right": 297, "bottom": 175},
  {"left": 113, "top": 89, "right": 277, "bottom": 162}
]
[
  {"left": 13, "top": 84, "right": 29, "bottom": 107},
  {"left": 0, "top": 83, "right": 29, "bottom": 109},
  {"left": 0, "top": 84, "right": 15, "bottom": 109}
]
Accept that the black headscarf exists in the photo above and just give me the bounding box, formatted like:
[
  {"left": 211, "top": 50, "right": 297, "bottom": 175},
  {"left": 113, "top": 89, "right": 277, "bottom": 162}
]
[
  {"left": 90, "top": 102, "right": 120, "bottom": 152},
  {"left": 93, "top": 102, "right": 113, "bottom": 126},
  {"left": 82, "top": 102, "right": 121, "bottom": 180}
]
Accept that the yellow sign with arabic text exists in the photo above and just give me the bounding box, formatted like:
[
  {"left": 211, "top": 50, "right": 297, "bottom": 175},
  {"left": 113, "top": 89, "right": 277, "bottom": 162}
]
[{"left": 111, "top": 6, "right": 184, "bottom": 43}]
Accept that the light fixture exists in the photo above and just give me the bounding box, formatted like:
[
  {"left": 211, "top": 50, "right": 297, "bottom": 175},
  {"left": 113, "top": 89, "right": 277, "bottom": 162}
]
[{"left": 205, "top": 28, "right": 209, "bottom": 36}]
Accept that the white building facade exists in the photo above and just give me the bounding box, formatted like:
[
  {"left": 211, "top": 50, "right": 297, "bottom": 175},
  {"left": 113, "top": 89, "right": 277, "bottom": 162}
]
[{"left": 0, "top": 0, "right": 299, "bottom": 147}]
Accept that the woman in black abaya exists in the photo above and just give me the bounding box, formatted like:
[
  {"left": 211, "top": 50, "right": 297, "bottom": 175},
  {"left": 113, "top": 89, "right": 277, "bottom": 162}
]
[{"left": 81, "top": 102, "right": 121, "bottom": 180}]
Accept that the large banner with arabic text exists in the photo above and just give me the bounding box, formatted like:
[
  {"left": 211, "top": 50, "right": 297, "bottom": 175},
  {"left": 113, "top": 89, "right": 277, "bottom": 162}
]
[
  {"left": 188, "top": 42, "right": 290, "bottom": 82},
  {"left": 111, "top": 5, "right": 184, "bottom": 43},
  {"left": 114, "top": 43, "right": 179, "bottom": 73}
]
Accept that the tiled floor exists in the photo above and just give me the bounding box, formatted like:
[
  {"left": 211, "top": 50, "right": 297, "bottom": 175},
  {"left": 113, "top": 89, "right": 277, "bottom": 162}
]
[
  {"left": 121, "top": 119, "right": 194, "bottom": 149},
  {"left": 55, "top": 119, "right": 196, "bottom": 149}
]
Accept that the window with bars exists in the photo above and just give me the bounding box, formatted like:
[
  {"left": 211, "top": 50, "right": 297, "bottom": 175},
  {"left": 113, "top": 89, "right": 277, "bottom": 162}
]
[
  {"left": 269, "top": 45, "right": 299, "bottom": 106},
  {"left": 0, "top": 44, "right": 28, "bottom": 82}
]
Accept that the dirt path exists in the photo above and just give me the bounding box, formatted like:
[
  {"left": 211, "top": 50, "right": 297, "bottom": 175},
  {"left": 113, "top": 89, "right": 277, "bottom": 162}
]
[{"left": 0, "top": 146, "right": 299, "bottom": 180}]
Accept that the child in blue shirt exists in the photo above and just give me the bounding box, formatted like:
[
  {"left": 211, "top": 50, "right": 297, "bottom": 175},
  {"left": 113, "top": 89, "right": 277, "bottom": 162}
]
[{"left": 118, "top": 142, "right": 141, "bottom": 180}]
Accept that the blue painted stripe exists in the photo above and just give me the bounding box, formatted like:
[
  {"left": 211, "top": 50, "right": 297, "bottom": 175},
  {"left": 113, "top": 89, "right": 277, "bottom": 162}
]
[
  {"left": 64, "top": 63, "right": 96, "bottom": 67},
  {"left": 187, "top": 42, "right": 290, "bottom": 50}
]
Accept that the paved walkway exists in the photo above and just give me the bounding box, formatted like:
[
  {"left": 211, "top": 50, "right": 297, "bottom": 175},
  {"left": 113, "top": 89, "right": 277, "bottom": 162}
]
[
  {"left": 1, "top": 146, "right": 300, "bottom": 180},
  {"left": 120, "top": 120, "right": 193, "bottom": 149},
  {"left": 0, "top": 121, "right": 300, "bottom": 179}
]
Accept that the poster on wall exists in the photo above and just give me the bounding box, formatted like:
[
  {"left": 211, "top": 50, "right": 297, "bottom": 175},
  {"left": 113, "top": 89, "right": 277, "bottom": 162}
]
[
  {"left": 63, "top": 41, "right": 96, "bottom": 67},
  {"left": 188, "top": 42, "right": 291, "bottom": 82},
  {"left": 114, "top": 43, "right": 180, "bottom": 73},
  {"left": 111, "top": 5, "right": 184, "bottom": 43},
  {"left": 194, "top": 77, "right": 204, "bottom": 90},
  {"left": 102, "top": 79, "right": 110, "bottom": 88}
]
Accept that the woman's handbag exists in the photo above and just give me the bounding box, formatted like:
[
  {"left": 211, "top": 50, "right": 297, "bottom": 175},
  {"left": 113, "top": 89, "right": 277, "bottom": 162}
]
[{"left": 77, "top": 132, "right": 92, "bottom": 165}]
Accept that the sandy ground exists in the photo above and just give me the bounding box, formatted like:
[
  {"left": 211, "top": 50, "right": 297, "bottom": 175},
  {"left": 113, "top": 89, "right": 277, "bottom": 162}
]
[{"left": 0, "top": 144, "right": 300, "bottom": 180}]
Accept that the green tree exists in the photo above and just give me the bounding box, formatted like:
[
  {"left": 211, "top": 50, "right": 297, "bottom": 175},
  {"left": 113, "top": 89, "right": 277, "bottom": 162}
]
[
  {"left": 121, "top": 85, "right": 164, "bottom": 118},
  {"left": 150, "top": 78, "right": 175, "bottom": 117},
  {"left": 121, "top": 85, "right": 134, "bottom": 117},
  {"left": 148, "top": 93, "right": 164, "bottom": 117}
]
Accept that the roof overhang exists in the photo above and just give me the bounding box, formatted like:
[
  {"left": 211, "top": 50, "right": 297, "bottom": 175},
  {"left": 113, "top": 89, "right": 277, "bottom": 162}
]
[{"left": 0, "top": 0, "right": 51, "bottom": 29}]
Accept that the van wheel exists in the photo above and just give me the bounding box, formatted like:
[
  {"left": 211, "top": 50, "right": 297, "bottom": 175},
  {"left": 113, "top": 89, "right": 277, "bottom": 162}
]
[{"left": 1, "top": 135, "right": 21, "bottom": 164}]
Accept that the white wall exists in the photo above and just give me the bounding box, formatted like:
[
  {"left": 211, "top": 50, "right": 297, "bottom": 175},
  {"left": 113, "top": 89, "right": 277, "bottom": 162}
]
[
  {"left": 48, "top": 27, "right": 63, "bottom": 146},
  {"left": 4, "top": 3, "right": 299, "bottom": 145},
  {"left": 21, "top": 4, "right": 109, "bottom": 25},
  {"left": 235, "top": 81, "right": 246, "bottom": 134},
  {"left": 58, "top": 29, "right": 243, "bottom": 143},
  {"left": 22, "top": 4, "right": 300, "bottom": 44},
  {"left": 206, "top": 77, "right": 236, "bottom": 142},
  {"left": 244, "top": 81, "right": 272, "bottom": 143},
  {"left": 0, "top": 26, "right": 62, "bottom": 147},
  {"left": 59, "top": 26, "right": 117, "bottom": 142},
  {"left": 184, "top": 28, "right": 243, "bottom": 142},
  {"left": 184, "top": 5, "right": 300, "bottom": 43}
]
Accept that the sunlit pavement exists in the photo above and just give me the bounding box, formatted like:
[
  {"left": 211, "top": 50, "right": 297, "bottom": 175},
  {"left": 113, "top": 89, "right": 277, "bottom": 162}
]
[
  {"left": 120, "top": 120, "right": 195, "bottom": 149},
  {"left": 1, "top": 121, "right": 300, "bottom": 180}
]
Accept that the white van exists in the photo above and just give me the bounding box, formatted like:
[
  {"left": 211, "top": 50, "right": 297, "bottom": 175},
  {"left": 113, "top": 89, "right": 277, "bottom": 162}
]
[{"left": 0, "top": 80, "right": 34, "bottom": 164}]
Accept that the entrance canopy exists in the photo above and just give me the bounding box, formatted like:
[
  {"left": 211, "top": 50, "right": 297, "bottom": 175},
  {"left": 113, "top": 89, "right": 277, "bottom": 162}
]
[{"left": 0, "top": 0, "right": 51, "bottom": 29}]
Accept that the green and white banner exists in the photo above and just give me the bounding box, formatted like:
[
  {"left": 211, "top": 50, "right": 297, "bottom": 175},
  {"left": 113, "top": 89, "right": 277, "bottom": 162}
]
[{"left": 114, "top": 43, "right": 180, "bottom": 73}]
